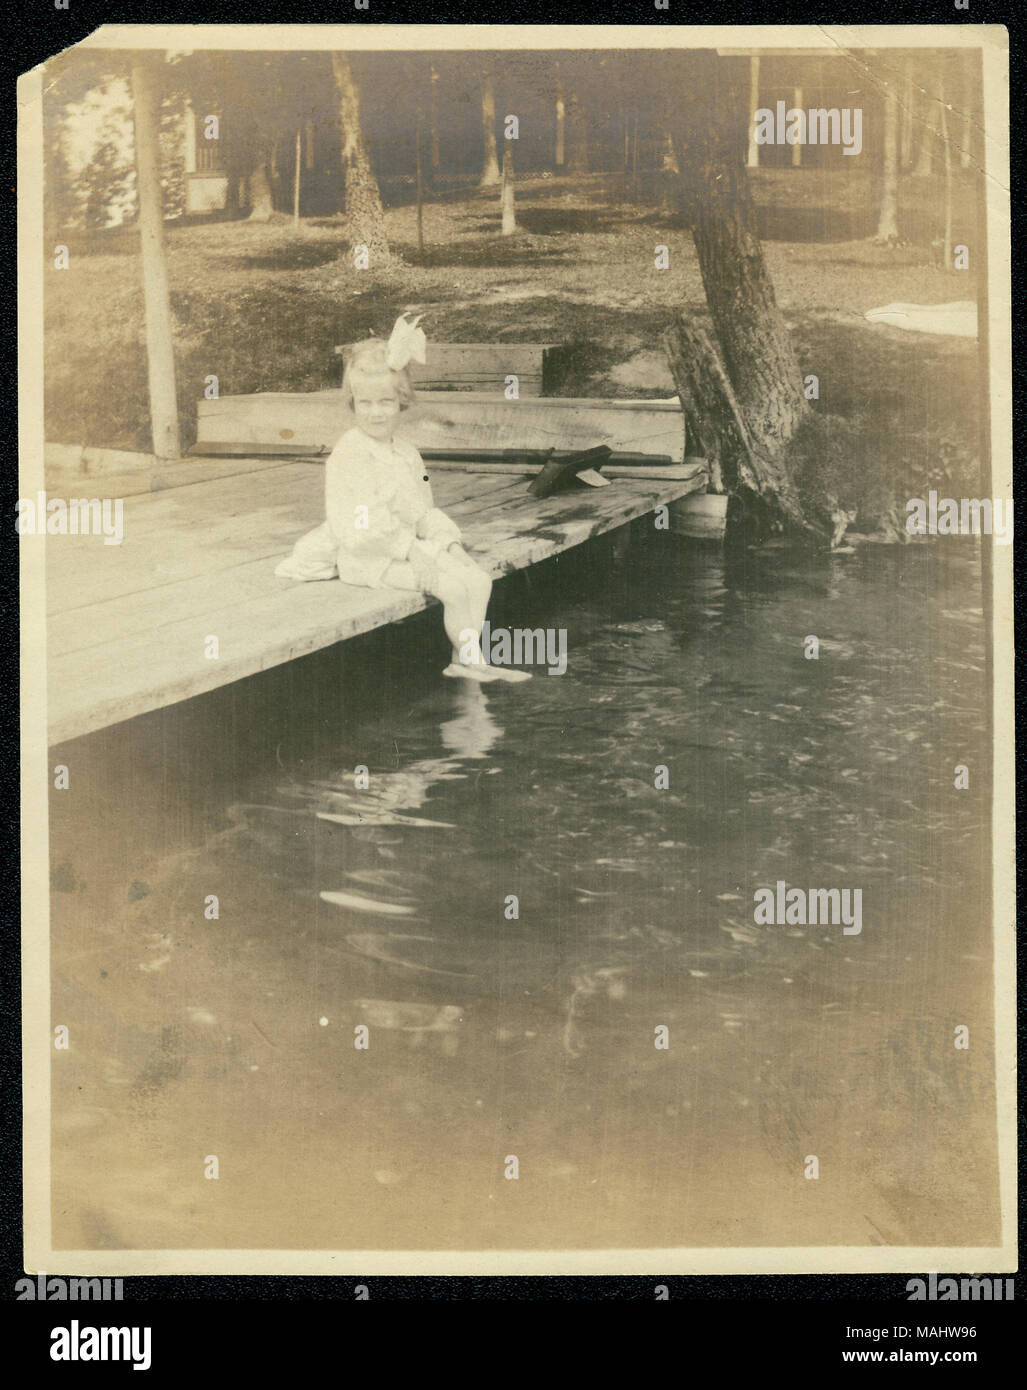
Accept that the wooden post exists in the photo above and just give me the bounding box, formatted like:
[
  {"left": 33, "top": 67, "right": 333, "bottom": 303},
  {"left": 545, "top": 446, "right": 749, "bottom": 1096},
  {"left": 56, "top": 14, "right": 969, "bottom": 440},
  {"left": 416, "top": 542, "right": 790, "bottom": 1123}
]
[
  {"left": 131, "top": 60, "right": 180, "bottom": 461},
  {"left": 792, "top": 87, "right": 803, "bottom": 166},
  {"left": 293, "top": 126, "right": 301, "bottom": 227},
  {"left": 746, "top": 56, "right": 760, "bottom": 168}
]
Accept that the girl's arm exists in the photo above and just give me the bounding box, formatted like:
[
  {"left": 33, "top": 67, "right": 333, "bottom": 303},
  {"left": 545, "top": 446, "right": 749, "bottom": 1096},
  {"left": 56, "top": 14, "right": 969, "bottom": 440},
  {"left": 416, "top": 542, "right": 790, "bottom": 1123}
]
[{"left": 400, "top": 445, "right": 462, "bottom": 546}]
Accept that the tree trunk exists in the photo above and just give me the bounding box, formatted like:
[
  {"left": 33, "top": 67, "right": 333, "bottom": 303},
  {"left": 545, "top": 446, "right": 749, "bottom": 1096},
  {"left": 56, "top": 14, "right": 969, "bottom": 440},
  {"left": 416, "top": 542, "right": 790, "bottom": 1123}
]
[
  {"left": 875, "top": 79, "right": 900, "bottom": 243},
  {"left": 554, "top": 64, "right": 565, "bottom": 167},
  {"left": 960, "top": 68, "right": 973, "bottom": 169},
  {"left": 479, "top": 68, "right": 500, "bottom": 186},
  {"left": 630, "top": 109, "right": 640, "bottom": 201},
  {"left": 791, "top": 87, "right": 803, "bottom": 167},
  {"left": 331, "top": 52, "right": 390, "bottom": 265},
  {"left": 900, "top": 62, "right": 916, "bottom": 171},
  {"left": 668, "top": 54, "right": 814, "bottom": 533},
  {"left": 940, "top": 77, "right": 953, "bottom": 270},
  {"left": 661, "top": 127, "right": 679, "bottom": 176},
  {"left": 293, "top": 126, "right": 301, "bottom": 226},
  {"left": 429, "top": 61, "right": 441, "bottom": 174},
  {"left": 746, "top": 56, "right": 760, "bottom": 168},
  {"left": 688, "top": 162, "right": 806, "bottom": 454},
  {"left": 246, "top": 148, "right": 273, "bottom": 221},
  {"left": 566, "top": 88, "right": 589, "bottom": 174},
  {"left": 415, "top": 108, "right": 425, "bottom": 255},
  {"left": 501, "top": 146, "right": 516, "bottom": 235},
  {"left": 912, "top": 82, "right": 934, "bottom": 177}
]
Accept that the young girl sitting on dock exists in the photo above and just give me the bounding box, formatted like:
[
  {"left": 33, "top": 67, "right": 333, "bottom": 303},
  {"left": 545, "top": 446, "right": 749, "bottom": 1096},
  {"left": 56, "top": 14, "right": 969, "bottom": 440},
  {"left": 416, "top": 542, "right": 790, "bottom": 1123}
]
[{"left": 275, "top": 315, "right": 529, "bottom": 683}]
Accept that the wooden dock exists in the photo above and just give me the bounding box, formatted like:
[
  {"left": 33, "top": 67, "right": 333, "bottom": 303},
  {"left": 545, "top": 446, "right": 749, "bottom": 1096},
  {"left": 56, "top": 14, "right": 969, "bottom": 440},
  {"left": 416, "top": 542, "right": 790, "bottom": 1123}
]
[{"left": 46, "top": 450, "right": 707, "bottom": 745}]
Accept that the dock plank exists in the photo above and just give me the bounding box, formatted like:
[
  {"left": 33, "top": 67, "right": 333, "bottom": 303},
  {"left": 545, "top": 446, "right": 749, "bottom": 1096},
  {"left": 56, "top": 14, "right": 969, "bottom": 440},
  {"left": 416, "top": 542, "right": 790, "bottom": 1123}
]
[
  {"left": 47, "top": 458, "right": 706, "bottom": 744},
  {"left": 47, "top": 476, "right": 534, "bottom": 655},
  {"left": 44, "top": 465, "right": 524, "bottom": 614}
]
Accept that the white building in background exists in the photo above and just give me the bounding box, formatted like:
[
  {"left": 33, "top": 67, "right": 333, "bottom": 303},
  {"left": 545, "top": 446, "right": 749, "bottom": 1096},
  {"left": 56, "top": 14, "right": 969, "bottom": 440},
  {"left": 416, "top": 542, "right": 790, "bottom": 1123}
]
[{"left": 182, "top": 101, "right": 229, "bottom": 214}]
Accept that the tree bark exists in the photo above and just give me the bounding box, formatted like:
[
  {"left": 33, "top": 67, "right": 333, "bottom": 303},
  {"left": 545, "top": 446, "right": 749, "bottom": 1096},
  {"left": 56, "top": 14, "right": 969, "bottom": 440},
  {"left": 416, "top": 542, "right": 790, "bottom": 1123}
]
[
  {"left": 331, "top": 52, "right": 390, "bottom": 264},
  {"left": 501, "top": 146, "right": 516, "bottom": 235},
  {"left": 875, "top": 78, "right": 900, "bottom": 243},
  {"left": 668, "top": 54, "right": 814, "bottom": 532},
  {"left": 479, "top": 68, "right": 500, "bottom": 186}
]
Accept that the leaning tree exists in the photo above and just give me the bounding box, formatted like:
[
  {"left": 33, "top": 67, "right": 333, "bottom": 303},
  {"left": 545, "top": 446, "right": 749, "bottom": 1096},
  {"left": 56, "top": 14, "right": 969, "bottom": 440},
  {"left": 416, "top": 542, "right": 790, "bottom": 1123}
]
[{"left": 663, "top": 51, "right": 821, "bottom": 535}]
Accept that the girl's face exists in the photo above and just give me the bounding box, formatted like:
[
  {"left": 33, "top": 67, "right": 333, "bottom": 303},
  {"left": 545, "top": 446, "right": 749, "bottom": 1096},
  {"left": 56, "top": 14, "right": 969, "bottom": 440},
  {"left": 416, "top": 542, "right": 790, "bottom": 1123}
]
[{"left": 351, "top": 372, "right": 402, "bottom": 441}]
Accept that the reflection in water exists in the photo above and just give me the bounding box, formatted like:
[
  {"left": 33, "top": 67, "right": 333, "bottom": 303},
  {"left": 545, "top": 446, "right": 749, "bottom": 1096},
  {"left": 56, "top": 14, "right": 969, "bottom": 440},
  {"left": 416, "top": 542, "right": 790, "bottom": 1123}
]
[{"left": 49, "top": 535, "right": 999, "bottom": 1252}]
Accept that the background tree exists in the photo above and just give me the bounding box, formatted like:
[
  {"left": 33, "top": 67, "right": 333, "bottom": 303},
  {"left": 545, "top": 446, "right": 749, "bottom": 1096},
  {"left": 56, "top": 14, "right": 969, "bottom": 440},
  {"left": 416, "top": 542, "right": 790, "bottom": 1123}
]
[
  {"left": 331, "top": 51, "right": 390, "bottom": 264},
  {"left": 564, "top": 56, "right": 590, "bottom": 175},
  {"left": 874, "top": 73, "right": 900, "bottom": 244},
  {"left": 479, "top": 65, "right": 501, "bottom": 186}
]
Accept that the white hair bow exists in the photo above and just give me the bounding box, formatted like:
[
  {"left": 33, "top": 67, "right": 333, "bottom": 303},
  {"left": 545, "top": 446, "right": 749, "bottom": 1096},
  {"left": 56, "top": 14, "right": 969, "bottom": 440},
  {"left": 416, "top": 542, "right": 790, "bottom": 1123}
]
[{"left": 385, "top": 313, "right": 427, "bottom": 371}]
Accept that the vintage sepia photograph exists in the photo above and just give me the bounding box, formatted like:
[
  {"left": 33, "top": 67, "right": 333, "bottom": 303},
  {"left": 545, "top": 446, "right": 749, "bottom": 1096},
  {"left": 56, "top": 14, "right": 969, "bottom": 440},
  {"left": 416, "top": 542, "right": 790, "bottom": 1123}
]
[{"left": 19, "top": 24, "right": 1014, "bottom": 1276}]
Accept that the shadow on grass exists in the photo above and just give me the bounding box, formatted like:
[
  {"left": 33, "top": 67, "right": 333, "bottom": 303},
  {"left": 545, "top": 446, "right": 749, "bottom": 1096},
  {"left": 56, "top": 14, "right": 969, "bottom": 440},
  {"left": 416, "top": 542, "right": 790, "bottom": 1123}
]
[
  {"left": 398, "top": 236, "right": 573, "bottom": 268},
  {"left": 501, "top": 207, "right": 625, "bottom": 236},
  {"left": 217, "top": 243, "right": 343, "bottom": 272}
]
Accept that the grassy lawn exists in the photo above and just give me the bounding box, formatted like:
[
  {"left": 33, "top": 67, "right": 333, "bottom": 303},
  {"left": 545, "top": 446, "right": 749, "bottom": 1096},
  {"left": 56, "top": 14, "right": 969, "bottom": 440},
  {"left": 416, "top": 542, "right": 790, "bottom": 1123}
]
[{"left": 44, "top": 167, "right": 984, "bottom": 529}]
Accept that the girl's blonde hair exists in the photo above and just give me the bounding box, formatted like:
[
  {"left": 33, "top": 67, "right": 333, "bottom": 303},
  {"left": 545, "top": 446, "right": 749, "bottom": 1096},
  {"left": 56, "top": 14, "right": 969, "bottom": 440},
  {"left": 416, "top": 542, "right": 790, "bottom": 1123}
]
[{"left": 341, "top": 337, "right": 417, "bottom": 411}]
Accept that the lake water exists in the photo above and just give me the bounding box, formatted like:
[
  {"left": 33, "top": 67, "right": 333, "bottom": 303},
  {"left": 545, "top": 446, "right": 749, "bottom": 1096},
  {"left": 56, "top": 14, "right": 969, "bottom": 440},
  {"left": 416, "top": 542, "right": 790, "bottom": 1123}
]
[{"left": 50, "top": 529, "right": 1000, "bottom": 1252}]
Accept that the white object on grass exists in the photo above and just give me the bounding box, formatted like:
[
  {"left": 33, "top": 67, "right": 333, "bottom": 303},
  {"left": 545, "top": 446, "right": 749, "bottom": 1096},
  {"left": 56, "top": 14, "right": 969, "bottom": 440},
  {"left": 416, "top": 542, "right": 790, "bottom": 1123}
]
[{"left": 863, "top": 301, "right": 977, "bottom": 339}]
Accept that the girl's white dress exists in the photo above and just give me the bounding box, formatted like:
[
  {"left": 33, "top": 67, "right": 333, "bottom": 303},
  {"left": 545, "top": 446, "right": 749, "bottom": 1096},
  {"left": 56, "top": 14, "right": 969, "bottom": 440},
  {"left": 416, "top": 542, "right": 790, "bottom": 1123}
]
[{"left": 275, "top": 427, "right": 462, "bottom": 592}]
